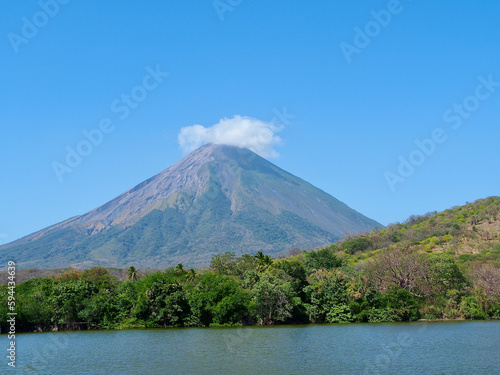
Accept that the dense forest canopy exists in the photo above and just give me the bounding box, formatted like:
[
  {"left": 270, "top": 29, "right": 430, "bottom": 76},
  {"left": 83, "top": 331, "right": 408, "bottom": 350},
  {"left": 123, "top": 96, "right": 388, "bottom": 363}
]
[{"left": 1, "top": 197, "right": 499, "bottom": 331}]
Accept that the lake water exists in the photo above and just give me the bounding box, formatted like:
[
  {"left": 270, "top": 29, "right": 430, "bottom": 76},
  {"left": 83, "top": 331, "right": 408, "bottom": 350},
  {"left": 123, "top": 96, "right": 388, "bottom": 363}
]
[{"left": 9, "top": 321, "right": 500, "bottom": 374}]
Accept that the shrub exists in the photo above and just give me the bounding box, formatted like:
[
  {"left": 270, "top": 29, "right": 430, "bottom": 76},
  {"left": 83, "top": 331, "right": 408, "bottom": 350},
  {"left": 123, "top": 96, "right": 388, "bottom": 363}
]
[{"left": 342, "top": 237, "right": 373, "bottom": 254}]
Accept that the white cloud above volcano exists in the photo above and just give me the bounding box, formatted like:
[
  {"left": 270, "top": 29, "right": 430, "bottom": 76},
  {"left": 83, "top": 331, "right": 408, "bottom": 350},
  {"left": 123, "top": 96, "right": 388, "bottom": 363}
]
[{"left": 178, "top": 115, "right": 283, "bottom": 158}]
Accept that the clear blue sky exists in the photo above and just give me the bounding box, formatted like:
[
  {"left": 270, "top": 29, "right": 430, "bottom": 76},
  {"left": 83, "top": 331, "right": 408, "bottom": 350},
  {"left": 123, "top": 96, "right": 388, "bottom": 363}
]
[{"left": 1, "top": 1, "right": 500, "bottom": 245}]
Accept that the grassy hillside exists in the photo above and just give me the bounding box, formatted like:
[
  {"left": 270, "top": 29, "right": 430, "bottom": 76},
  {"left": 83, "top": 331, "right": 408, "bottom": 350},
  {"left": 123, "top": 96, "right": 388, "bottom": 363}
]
[{"left": 325, "top": 196, "right": 500, "bottom": 267}]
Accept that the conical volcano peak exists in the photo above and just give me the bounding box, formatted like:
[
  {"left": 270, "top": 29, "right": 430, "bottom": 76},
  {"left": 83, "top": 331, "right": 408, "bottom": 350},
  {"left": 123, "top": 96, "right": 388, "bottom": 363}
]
[
  {"left": 0, "top": 144, "right": 382, "bottom": 269},
  {"left": 164, "top": 144, "right": 257, "bottom": 178},
  {"left": 183, "top": 143, "right": 261, "bottom": 163}
]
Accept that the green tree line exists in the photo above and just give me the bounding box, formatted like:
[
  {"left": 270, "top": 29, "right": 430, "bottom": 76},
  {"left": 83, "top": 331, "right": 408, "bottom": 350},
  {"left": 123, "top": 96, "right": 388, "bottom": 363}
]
[{"left": 1, "top": 247, "right": 499, "bottom": 332}]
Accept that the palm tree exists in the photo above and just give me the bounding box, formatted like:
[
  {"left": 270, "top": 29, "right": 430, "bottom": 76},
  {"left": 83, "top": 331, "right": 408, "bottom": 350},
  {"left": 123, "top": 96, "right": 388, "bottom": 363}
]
[
  {"left": 255, "top": 251, "right": 273, "bottom": 272},
  {"left": 127, "top": 266, "right": 139, "bottom": 281},
  {"left": 186, "top": 268, "right": 197, "bottom": 281},
  {"left": 174, "top": 263, "right": 185, "bottom": 275}
]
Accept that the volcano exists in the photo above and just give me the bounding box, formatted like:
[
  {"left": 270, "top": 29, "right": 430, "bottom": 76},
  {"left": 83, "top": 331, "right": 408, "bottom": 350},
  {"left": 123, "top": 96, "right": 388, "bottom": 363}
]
[{"left": 0, "top": 144, "right": 382, "bottom": 268}]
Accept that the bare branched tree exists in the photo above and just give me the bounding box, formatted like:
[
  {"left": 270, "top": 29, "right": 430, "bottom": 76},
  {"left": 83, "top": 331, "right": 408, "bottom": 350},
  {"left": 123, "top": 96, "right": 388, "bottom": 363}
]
[
  {"left": 470, "top": 264, "right": 500, "bottom": 298},
  {"left": 364, "top": 248, "right": 432, "bottom": 296}
]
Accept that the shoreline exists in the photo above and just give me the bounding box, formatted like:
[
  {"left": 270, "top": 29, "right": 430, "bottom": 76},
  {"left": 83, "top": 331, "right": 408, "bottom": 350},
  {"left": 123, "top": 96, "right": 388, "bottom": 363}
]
[{"left": 3, "top": 318, "right": 499, "bottom": 335}]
